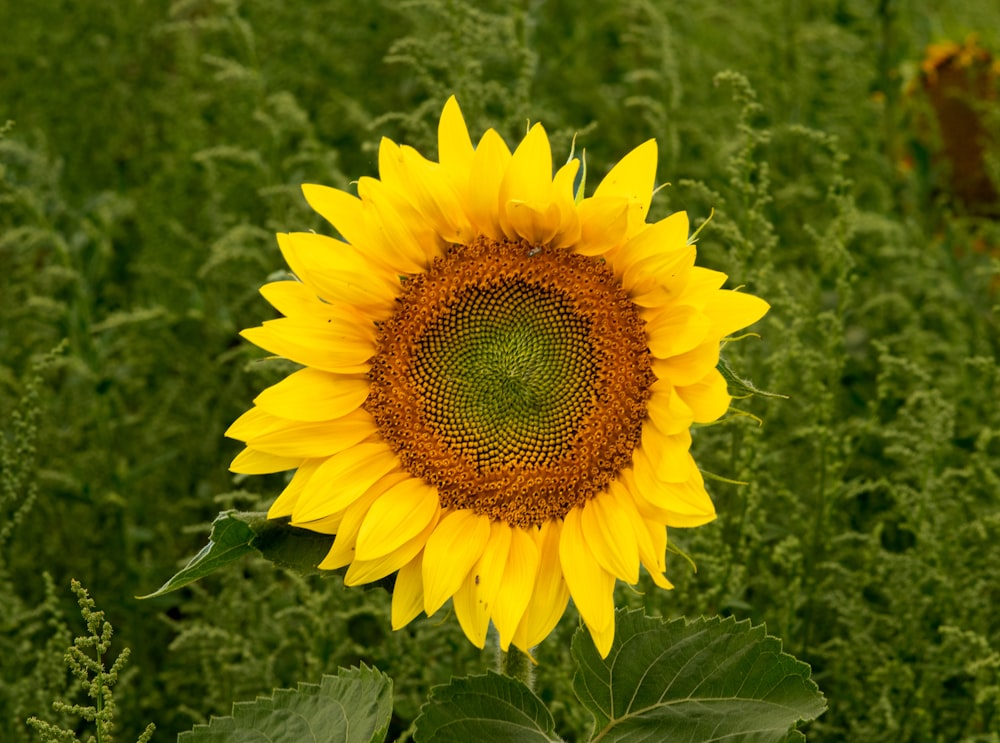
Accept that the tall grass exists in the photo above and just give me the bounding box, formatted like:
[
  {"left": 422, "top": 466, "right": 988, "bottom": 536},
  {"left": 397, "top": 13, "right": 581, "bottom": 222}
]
[{"left": 2, "top": 0, "right": 998, "bottom": 740}]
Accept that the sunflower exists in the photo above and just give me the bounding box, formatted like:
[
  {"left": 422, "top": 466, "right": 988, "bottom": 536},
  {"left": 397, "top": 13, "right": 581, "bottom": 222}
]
[{"left": 226, "top": 97, "right": 768, "bottom": 657}]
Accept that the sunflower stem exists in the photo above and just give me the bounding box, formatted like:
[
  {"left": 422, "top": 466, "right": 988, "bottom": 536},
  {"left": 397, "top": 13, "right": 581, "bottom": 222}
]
[{"left": 500, "top": 646, "right": 535, "bottom": 690}]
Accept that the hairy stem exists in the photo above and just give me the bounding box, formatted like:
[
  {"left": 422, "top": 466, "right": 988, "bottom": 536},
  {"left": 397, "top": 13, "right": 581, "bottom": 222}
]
[{"left": 500, "top": 646, "right": 535, "bottom": 690}]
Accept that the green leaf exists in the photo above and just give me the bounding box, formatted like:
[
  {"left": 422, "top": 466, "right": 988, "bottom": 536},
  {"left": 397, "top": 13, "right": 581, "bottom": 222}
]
[
  {"left": 178, "top": 665, "right": 393, "bottom": 743},
  {"left": 248, "top": 512, "right": 337, "bottom": 573},
  {"left": 139, "top": 510, "right": 334, "bottom": 598},
  {"left": 572, "top": 610, "right": 826, "bottom": 742},
  {"left": 139, "top": 512, "right": 256, "bottom": 598},
  {"left": 414, "top": 672, "right": 561, "bottom": 743}
]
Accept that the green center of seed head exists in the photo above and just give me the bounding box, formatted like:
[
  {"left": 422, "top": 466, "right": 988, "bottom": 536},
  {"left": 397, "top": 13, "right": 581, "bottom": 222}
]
[
  {"left": 414, "top": 280, "right": 597, "bottom": 469},
  {"left": 480, "top": 324, "right": 545, "bottom": 414}
]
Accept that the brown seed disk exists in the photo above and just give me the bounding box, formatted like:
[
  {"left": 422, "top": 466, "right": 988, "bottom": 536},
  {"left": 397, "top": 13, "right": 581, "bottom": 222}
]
[{"left": 365, "top": 235, "right": 654, "bottom": 527}]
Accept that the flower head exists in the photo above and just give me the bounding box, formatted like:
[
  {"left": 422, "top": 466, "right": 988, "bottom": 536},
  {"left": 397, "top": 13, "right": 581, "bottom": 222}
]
[
  {"left": 911, "top": 35, "right": 999, "bottom": 214},
  {"left": 227, "top": 97, "right": 769, "bottom": 657}
]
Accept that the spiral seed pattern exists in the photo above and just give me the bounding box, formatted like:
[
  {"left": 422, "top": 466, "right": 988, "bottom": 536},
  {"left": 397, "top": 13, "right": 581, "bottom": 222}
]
[{"left": 366, "top": 236, "right": 654, "bottom": 527}]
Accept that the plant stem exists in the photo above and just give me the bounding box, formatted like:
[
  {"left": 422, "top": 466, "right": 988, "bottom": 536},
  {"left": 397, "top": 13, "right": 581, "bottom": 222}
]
[{"left": 500, "top": 646, "right": 535, "bottom": 690}]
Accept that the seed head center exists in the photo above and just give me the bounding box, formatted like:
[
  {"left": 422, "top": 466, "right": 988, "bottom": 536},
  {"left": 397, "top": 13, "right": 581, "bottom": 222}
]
[{"left": 366, "top": 237, "right": 654, "bottom": 527}]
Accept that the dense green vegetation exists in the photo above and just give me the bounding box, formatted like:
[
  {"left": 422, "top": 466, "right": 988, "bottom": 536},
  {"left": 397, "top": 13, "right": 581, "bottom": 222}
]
[{"left": 2, "top": 0, "right": 998, "bottom": 740}]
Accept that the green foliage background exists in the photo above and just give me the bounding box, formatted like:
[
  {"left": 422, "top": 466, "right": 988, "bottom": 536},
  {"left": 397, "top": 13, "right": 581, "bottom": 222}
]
[{"left": 2, "top": 0, "right": 998, "bottom": 740}]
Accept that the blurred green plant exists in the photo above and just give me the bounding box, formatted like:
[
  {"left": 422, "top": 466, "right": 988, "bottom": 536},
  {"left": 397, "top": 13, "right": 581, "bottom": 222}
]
[
  {"left": 27, "top": 581, "right": 155, "bottom": 743},
  {"left": 1, "top": 0, "right": 998, "bottom": 740},
  {"left": 1, "top": 348, "right": 73, "bottom": 743}
]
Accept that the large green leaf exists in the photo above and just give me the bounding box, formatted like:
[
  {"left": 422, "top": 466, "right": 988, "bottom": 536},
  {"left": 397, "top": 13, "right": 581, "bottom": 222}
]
[
  {"left": 178, "top": 665, "right": 392, "bottom": 743},
  {"left": 414, "top": 672, "right": 561, "bottom": 743},
  {"left": 572, "top": 610, "right": 826, "bottom": 742},
  {"left": 140, "top": 510, "right": 334, "bottom": 598}
]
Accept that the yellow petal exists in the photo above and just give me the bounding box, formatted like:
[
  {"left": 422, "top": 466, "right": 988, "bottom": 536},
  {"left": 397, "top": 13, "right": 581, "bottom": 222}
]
[
  {"left": 677, "top": 266, "right": 729, "bottom": 305},
  {"left": 512, "top": 520, "right": 569, "bottom": 652},
  {"left": 467, "top": 129, "right": 512, "bottom": 240},
  {"left": 493, "top": 526, "right": 541, "bottom": 651},
  {"left": 240, "top": 319, "right": 373, "bottom": 374},
  {"left": 256, "top": 279, "right": 378, "bottom": 338},
  {"left": 580, "top": 489, "right": 640, "bottom": 583},
  {"left": 632, "top": 446, "right": 691, "bottom": 504},
  {"left": 422, "top": 510, "right": 492, "bottom": 615},
  {"left": 375, "top": 140, "right": 431, "bottom": 240},
  {"left": 594, "top": 138, "right": 657, "bottom": 202},
  {"left": 301, "top": 183, "right": 365, "bottom": 242},
  {"left": 645, "top": 383, "right": 695, "bottom": 436},
  {"left": 639, "top": 518, "right": 674, "bottom": 589},
  {"left": 625, "top": 246, "right": 697, "bottom": 308},
  {"left": 355, "top": 477, "right": 440, "bottom": 562},
  {"left": 380, "top": 138, "right": 472, "bottom": 244},
  {"left": 559, "top": 507, "right": 616, "bottom": 636},
  {"left": 267, "top": 459, "right": 322, "bottom": 518},
  {"left": 631, "top": 453, "right": 717, "bottom": 525},
  {"left": 588, "top": 619, "right": 617, "bottom": 659},
  {"left": 676, "top": 369, "right": 731, "bottom": 423},
  {"left": 276, "top": 232, "right": 401, "bottom": 311},
  {"left": 593, "top": 138, "right": 657, "bottom": 236},
  {"left": 438, "top": 96, "right": 474, "bottom": 176},
  {"left": 704, "top": 290, "right": 770, "bottom": 338},
  {"left": 617, "top": 214, "right": 695, "bottom": 306},
  {"left": 300, "top": 184, "right": 427, "bottom": 275},
  {"left": 317, "top": 495, "right": 384, "bottom": 569},
  {"left": 236, "top": 408, "right": 376, "bottom": 459},
  {"left": 400, "top": 144, "right": 474, "bottom": 243},
  {"left": 229, "top": 405, "right": 364, "bottom": 457},
  {"left": 640, "top": 425, "right": 692, "bottom": 483},
  {"left": 253, "top": 368, "right": 369, "bottom": 422},
  {"left": 316, "top": 471, "right": 408, "bottom": 570},
  {"left": 453, "top": 522, "right": 512, "bottom": 648},
  {"left": 258, "top": 280, "right": 334, "bottom": 319},
  {"left": 292, "top": 441, "right": 400, "bottom": 522},
  {"left": 346, "top": 508, "right": 440, "bottom": 585},
  {"left": 377, "top": 136, "right": 407, "bottom": 191},
  {"left": 664, "top": 463, "right": 718, "bottom": 525},
  {"left": 229, "top": 446, "right": 300, "bottom": 475},
  {"left": 645, "top": 305, "right": 713, "bottom": 359},
  {"left": 548, "top": 159, "right": 582, "bottom": 249},
  {"left": 501, "top": 123, "right": 561, "bottom": 244},
  {"left": 618, "top": 465, "right": 665, "bottom": 523},
  {"left": 290, "top": 511, "right": 345, "bottom": 535},
  {"left": 318, "top": 538, "right": 354, "bottom": 571},
  {"left": 501, "top": 123, "right": 553, "bottom": 206},
  {"left": 575, "top": 195, "right": 630, "bottom": 256},
  {"left": 225, "top": 406, "right": 269, "bottom": 441},
  {"left": 505, "top": 199, "right": 563, "bottom": 246},
  {"left": 357, "top": 175, "right": 444, "bottom": 266},
  {"left": 651, "top": 341, "right": 721, "bottom": 387},
  {"left": 607, "top": 479, "right": 674, "bottom": 589},
  {"left": 392, "top": 551, "right": 426, "bottom": 630},
  {"left": 616, "top": 211, "right": 689, "bottom": 270}
]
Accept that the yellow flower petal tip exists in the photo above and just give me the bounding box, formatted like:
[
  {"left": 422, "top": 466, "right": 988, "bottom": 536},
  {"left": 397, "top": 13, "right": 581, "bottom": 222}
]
[{"left": 230, "top": 96, "right": 768, "bottom": 654}]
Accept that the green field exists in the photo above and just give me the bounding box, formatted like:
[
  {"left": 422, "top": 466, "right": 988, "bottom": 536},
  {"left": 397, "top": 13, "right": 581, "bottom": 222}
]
[{"left": 2, "top": 1, "right": 998, "bottom": 741}]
